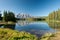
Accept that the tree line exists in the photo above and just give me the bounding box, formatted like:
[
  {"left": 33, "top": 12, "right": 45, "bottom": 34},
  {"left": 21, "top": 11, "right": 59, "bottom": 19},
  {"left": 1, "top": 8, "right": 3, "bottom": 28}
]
[
  {"left": 3, "top": 11, "right": 16, "bottom": 22},
  {"left": 47, "top": 9, "right": 60, "bottom": 21}
]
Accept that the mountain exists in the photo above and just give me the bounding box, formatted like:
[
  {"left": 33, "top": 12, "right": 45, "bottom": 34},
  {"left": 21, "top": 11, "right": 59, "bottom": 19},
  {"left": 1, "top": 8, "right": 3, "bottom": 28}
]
[{"left": 17, "top": 13, "right": 32, "bottom": 19}]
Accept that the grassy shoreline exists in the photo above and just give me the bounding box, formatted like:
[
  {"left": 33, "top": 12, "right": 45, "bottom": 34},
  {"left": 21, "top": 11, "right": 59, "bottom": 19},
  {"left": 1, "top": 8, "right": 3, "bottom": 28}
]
[
  {"left": 0, "top": 21, "right": 16, "bottom": 24},
  {"left": 40, "top": 31, "right": 60, "bottom": 40},
  {"left": 0, "top": 28, "right": 38, "bottom": 40}
]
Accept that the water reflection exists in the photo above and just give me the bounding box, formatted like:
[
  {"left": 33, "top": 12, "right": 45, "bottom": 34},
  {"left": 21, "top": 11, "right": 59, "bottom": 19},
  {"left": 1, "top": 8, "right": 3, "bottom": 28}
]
[
  {"left": 17, "top": 20, "right": 32, "bottom": 26},
  {"left": 15, "top": 21, "right": 55, "bottom": 37},
  {"left": 4, "top": 24, "right": 15, "bottom": 30},
  {"left": 0, "top": 24, "right": 3, "bottom": 27},
  {"left": 0, "top": 21, "right": 56, "bottom": 37},
  {"left": 48, "top": 22, "right": 60, "bottom": 31},
  {"left": 0, "top": 24, "right": 15, "bottom": 30}
]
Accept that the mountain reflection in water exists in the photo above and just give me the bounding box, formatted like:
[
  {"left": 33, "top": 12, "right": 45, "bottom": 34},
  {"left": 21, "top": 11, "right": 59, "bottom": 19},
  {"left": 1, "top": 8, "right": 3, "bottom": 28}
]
[{"left": 17, "top": 20, "right": 31, "bottom": 26}]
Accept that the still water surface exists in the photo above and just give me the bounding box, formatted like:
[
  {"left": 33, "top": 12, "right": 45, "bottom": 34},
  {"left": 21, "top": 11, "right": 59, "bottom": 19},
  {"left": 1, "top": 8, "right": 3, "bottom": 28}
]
[{"left": 0, "top": 21, "right": 56, "bottom": 37}]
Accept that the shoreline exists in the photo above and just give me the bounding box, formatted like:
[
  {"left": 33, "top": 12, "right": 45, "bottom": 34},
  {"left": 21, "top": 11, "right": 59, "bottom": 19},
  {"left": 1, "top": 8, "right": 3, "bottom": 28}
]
[
  {"left": 40, "top": 31, "right": 60, "bottom": 40},
  {"left": 0, "top": 21, "right": 16, "bottom": 24}
]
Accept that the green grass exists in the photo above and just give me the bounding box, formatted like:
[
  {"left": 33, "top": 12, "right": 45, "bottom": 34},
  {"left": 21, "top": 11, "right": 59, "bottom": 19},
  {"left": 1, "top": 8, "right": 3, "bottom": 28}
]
[
  {"left": 40, "top": 33, "right": 54, "bottom": 40},
  {"left": 0, "top": 28, "right": 38, "bottom": 40}
]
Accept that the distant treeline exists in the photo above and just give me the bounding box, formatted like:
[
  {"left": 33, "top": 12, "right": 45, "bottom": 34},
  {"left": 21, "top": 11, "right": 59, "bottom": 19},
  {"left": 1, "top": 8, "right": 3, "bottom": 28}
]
[{"left": 33, "top": 18, "right": 45, "bottom": 21}]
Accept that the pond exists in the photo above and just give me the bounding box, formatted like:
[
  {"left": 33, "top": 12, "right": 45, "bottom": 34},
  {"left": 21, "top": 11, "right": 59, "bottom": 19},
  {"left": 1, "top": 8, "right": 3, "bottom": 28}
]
[{"left": 0, "top": 20, "right": 57, "bottom": 37}]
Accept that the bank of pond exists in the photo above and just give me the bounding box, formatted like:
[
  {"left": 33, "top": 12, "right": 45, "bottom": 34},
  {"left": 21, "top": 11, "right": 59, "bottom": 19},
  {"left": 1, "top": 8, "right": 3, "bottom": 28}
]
[
  {"left": 0, "top": 28, "right": 57, "bottom": 40},
  {"left": 0, "top": 28, "right": 38, "bottom": 40}
]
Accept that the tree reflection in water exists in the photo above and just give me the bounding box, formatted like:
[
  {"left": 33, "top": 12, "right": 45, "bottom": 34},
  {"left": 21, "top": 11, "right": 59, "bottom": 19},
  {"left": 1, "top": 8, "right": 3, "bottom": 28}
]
[
  {"left": 0, "top": 24, "right": 3, "bottom": 27},
  {"left": 0, "top": 24, "right": 15, "bottom": 30},
  {"left": 48, "top": 22, "right": 60, "bottom": 31},
  {"left": 3, "top": 24, "right": 15, "bottom": 30}
]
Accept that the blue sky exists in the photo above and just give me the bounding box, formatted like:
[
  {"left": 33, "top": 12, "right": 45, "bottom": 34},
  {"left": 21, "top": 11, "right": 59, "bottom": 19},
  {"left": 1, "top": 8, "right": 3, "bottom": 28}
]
[{"left": 0, "top": 0, "right": 60, "bottom": 16}]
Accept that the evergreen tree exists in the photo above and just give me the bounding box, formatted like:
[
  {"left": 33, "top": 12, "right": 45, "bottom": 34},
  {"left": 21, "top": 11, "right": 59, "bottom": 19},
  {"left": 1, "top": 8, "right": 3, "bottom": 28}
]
[
  {"left": 7, "top": 11, "right": 16, "bottom": 22},
  {"left": 3, "top": 11, "right": 8, "bottom": 22},
  {"left": 3, "top": 11, "right": 16, "bottom": 22}
]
